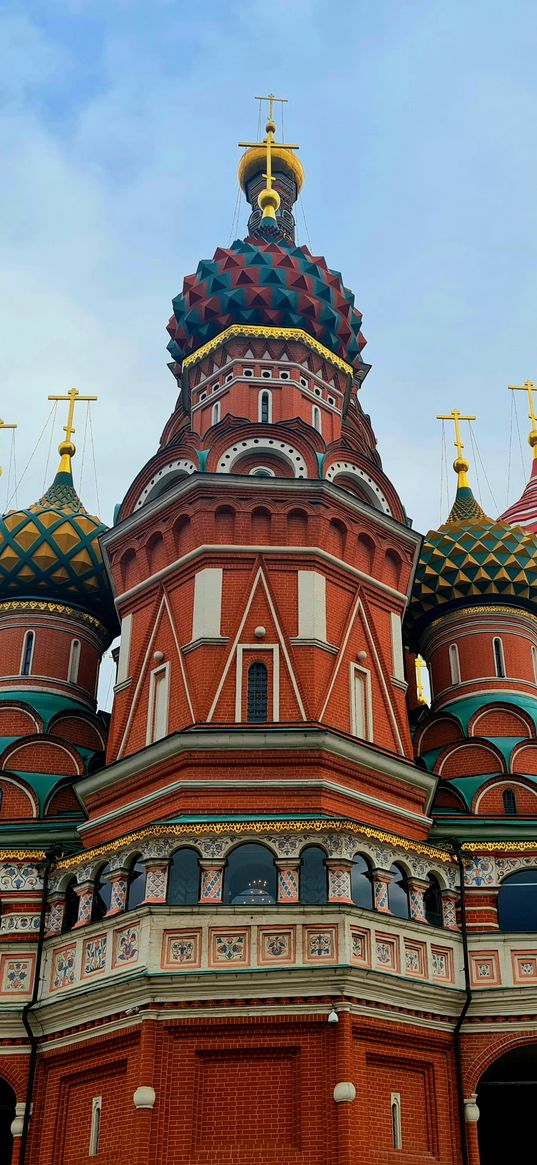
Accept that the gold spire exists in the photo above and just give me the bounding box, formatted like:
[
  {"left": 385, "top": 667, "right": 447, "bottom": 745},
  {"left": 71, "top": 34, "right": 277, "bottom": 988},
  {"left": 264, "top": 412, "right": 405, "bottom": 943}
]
[
  {"left": 415, "top": 656, "right": 428, "bottom": 705},
  {"left": 238, "top": 94, "right": 301, "bottom": 221},
  {"left": 508, "top": 379, "right": 537, "bottom": 459},
  {"left": 0, "top": 419, "right": 16, "bottom": 479},
  {"left": 47, "top": 387, "right": 97, "bottom": 474},
  {"left": 437, "top": 408, "right": 476, "bottom": 488}
]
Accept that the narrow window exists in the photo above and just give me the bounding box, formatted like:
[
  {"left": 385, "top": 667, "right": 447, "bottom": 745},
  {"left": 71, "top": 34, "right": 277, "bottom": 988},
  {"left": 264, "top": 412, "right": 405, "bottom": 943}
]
[
  {"left": 449, "top": 643, "right": 460, "bottom": 685},
  {"left": 212, "top": 401, "right": 220, "bottom": 425},
  {"left": 68, "top": 639, "right": 80, "bottom": 684},
  {"left": 21, "top": 631, "right": 34, "bottom": 676},
  {"left": 503, "top": 788, "right": 517, "bottom": 816},
  {"left": 89, "top": 1096, "right": 102, "bottom": 1157},
  {"left": 259, "top": 390, "right": 271, "bottom": 423},
  {"left": 147, "top": 665, "right": 169, "bottom": 744},
  {"left": 493, "top": 637, "right": 506, "bottom": 678},
  {"left": 391, "top": 1093, "right": 402, "bottom": 1150},
  {"left": 424, "top": 873, "right": 443, "bottom": 927},
  {"left": 247, "top": 661, "right": 268, "bottom": 723},
  {"left": 532, "top": 646, "right": 537, "bottom": 683},
  {"left": 312, "top": 405, "right": 322, "bottom": 434},
  {"left": 351, "top": 666, "right": 372, "bottom": 740}
]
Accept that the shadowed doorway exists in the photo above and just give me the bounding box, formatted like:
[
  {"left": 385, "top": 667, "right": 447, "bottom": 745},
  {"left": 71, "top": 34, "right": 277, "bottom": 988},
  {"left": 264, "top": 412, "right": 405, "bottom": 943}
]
[
  {"left": 477, "top": 1044, "right": 537, "bottom": 1161},
  {"left": 0, "top": 1077, "right": 15, "bottom": 1165}
]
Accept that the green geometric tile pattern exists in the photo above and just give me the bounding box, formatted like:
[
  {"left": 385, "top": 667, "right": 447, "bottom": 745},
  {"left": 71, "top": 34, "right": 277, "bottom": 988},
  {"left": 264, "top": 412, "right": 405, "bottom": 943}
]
[
  {"left": 0, "top": 469, "right": 117, "bottom": 632},
  {"left": 406, "top": 484, "right": 537, "bottom": 640}
]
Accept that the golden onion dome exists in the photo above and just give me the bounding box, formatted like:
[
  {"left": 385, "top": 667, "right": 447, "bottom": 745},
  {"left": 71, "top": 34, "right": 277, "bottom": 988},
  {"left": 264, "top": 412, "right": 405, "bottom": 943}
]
[{"left": 238, "top": 144, "right": 304, "bottom": 195}]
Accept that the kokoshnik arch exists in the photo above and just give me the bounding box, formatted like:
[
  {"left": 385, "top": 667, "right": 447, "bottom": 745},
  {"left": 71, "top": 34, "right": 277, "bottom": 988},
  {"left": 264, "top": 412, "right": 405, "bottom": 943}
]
[{"left": 0, "top": 96, "right": 537, "bottom": 1165}]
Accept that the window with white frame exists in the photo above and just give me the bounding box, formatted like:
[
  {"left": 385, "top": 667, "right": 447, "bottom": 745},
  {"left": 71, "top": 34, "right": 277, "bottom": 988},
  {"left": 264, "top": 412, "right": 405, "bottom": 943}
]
[
  {"left": 89, "top": 1096, "right": 102, "bottom": 1157},
  {"left": 312, "top": 405, "right": 322, "bottom": 434},
  {"left": 350, "top": 664, "right": 372, "bottom": 740},
  {"left": 147, "top": 663, "right": 170, "bottom": 744},
  {"left": 212, "top": 401, "right": 220, "bottom": 425},
  {"left": 68, "top": 639, "right": 80, "bottom": 684},
  {"left": 259, "top": 390, "right": 272, "bottom": 423},
  {"left": 493, "top": 636, "right": 506, "bottom": 678},
  {"left": 391, "top": 1093, "right": 402, "bottom": 1150},
  {"left": 21, "top": 631, "right": 35, "bottom": 677},
  {"left": 449, "top": 643, "right": 460, "bottom": 685}
]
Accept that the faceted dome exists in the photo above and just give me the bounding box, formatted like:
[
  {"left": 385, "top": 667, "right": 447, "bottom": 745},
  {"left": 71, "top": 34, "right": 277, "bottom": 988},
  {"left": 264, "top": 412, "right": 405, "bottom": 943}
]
[
  {"left": 166, "top": 237, "right": 367, "bottom": 372},
  {"left": 0, "top": 467, "right": 117, "bottom": 634},
  {"left": 406, "top": 483, "right": 537, "bottom": 641}
]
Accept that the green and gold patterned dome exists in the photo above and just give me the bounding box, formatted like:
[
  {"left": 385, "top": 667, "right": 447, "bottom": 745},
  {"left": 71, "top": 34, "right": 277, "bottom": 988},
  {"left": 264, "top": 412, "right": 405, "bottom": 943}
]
[
  {"left": 406, "top": 482, "right": 537, "bottom": 642},
  {"left": 0, "top": 465, "right": 117, "bottom": 636}
]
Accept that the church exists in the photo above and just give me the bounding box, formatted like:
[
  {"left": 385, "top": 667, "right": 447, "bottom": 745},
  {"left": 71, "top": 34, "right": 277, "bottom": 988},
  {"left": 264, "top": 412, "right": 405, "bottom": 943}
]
[{"left": 0, "top": 99, "right": 536, "bottom": 1165}]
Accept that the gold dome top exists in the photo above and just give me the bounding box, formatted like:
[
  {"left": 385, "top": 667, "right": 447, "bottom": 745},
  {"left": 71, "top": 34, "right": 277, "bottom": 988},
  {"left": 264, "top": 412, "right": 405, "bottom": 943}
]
[{"left": 238, "top": 144, "right": 304, "bottom": 195}]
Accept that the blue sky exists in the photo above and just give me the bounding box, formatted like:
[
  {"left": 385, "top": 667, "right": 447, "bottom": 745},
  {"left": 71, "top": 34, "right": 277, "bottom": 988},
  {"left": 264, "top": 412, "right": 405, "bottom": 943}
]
[{"left": 2, "top": 0, "right": 537, "bottom": 542}]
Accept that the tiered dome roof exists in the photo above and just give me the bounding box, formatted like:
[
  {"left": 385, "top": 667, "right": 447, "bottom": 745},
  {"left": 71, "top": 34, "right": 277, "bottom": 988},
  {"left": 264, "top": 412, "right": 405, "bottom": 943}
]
[
  {"left": 166, "top": 237, "right": 367, "bottom": 372},
  {"left": 0, "top": 466, "right": 117, "bottom": 634},
  {"left": 406, "top": 482, "right": 537, "bottom": 640}
]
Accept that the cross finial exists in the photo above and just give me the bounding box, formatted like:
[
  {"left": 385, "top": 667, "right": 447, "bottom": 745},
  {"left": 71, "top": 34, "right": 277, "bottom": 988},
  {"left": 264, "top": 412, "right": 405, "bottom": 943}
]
[
  {"left": 47, "top": 387, "right": 97, "bottom": 474},
  {"left": 415, "top": 656, "right": 428, "bottom": 705},
  {"left": 508, "top": 379, "right": 537, "bottom": 459},
  {"left": 0, "top": 419, "right": 17, "bottom": 480},
  {"left": 437, "top": 408, "right": 477, "bottom": 486},
  {"left": 238, "top": 93, "right": 299, "bottom": 222}
]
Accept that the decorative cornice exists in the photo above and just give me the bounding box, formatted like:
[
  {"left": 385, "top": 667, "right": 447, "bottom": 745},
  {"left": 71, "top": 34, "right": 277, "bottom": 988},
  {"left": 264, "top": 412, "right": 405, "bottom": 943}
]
[
  {"left": 0, "top": 600, "right": 108, "bottom": 636},
  {"left": 462, "top": 840, "right": 537, "bottom": 853},
  {"left": 182, "top": 325, "right": 354, "bottom": 377},
  {"left": 0, "top": 850, "right": 45, "bottom": 860},
  {"left": 56, "top": 817, "right": 453, "bottom": 871},
  {"left": 426, "top": 604, "right": 537, "bottom": 632}
]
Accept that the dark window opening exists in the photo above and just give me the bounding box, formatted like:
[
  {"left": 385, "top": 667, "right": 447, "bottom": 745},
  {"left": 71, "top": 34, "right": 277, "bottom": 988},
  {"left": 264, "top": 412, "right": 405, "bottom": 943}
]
[
  {"left": 260, "top": 392, "right": 270, "bottom": 423},
  {"left": 247, "top": 661, "right": 268, "bottom": 723},
  {"left": 300, "top": 846, "right": 327, "bottom": 904},
  {"left": 351, "top": 853, "right": 373, "bottom": 909},
  {"left": 493, "top": 637, "right": 506, "bottom": 678},
  {"left": 126, "top": 855, "right": 146, "bottom": 911},
  {"left": 223, "top": 843, "right": 277, "bottom": 905},
  {"left": 503, "top": 788, "right": 517, "bottom": 815},
  {"left": 498, "top": 868, "right": 537, "bottom": 932},
  {"left": 62, "top": 877, "right": 80, "bottom": 932},
  {"left": 424, "top": 873, "right": 443, "bottom": 927},
  {"left": 21, "top": 631, "right": 34, "bottom": 676},
  {"left": 91, "top": 864, "right": 112, "bottom": 922},
  {"left": 388, "top": 864, "right": 410, "bottom": 919},
  {"left": 167, "top": 848, "right": 200, "bottom": 904}
]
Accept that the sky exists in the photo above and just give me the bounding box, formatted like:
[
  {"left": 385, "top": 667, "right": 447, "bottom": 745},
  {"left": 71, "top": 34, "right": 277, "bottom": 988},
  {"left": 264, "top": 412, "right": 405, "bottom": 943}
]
[{"left": 1, "top": 0, "right": 537, "bottom": 708}]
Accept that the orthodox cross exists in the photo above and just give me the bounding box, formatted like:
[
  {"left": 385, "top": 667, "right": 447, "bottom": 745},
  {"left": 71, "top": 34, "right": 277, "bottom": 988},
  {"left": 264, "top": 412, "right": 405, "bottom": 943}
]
[
  {"left": 437, "top": 408, "right": 476, "bottom": 483},
  {"left": 0, "top": 419, "right": 16, "bottom": 480},
  {"left": 415, "top": 656, "right": 428, "bottom": 705},
  {"left": 239, "top": 94, "right": 299, "bottom": 218},
  {"left": 48, "top": 387, "right": 97, "bottom": 472},
  {"left": 508, "top": 379, "right": 537, "bottom": 457}
]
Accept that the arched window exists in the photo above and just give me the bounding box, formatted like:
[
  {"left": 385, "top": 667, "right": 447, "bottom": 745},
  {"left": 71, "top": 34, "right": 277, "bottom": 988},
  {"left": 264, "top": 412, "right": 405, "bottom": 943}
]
[
  {"left": 247, "top": 661, "right": 268, "bottom": 723},
  {"left": 223, "top": 843, "right": 277, "bottom": 905},
  {"left": 498, "top": 869, "right": 537, "bottom": 931},
  {"left": 126, "top": 855, "right": 146, "bottom": 911},
  {"left": 212, "top": 401, "right": 220, "bottom": 425},
  {"left": 68, "top": 639, "right": 81, "bottom": 684},
  {"left": 21, "top": 630, "right": 34, "bottom": 676},
  {"left": 167, "top": 847, "right": 200, "bottom": 904},
  {"left": 0, "top": 1076, "right": 15, "bottom": 1165},
  {"left": 259, "top": 390, "right": 272, "bottom": 423},
  {"left": 388, "top": 864, "right": 410, "bottom": 919},
  {"left": 91, "top": 864, "right": 112, "bottom": 922},
  {"left": 449, "top": 643, "right": 460, "bottom": 685},
  {"left": 424, "top": 873, "right": 443, "bottom": 927},
  {"left": 312, "top": 405, "right": 322, "bottom": 434},
  {"left": 351, "top": 853, "right": 373, "bottom": 909},
  {"left": 299, "top": 845, "right": 327, "bottom": 904},
  {"left": 503, "top": 788, "right": 517, "bottom": 816},
  {"left": 493, "top": 637, "right": 506, "bottom": 678},
  {"left": 62, "top": 877, "right": 80, "bottom": 932}
]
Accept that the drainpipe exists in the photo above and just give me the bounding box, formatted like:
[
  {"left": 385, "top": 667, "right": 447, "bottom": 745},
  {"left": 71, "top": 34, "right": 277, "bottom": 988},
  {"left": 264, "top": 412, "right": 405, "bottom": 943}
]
[
  {"left": 451, "top": 840, "right": 472, "bottom": 1165},
  {"left": 19, "top": 849, "right": 58, "bottom": 1165}
]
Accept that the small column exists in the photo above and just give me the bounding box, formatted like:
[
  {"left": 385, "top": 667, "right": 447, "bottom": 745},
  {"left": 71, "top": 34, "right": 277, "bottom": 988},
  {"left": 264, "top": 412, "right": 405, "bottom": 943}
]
[
  {"left": 10, "top": 1102, "right": 27, "bottom": 1165},
  {"left": 371, "top": 868, "right": 392, "bottom": 914},
  {"left": 142, "top": 859, "right": 170, "bottom": 904},
  {"left": 327, "top": 860, "right": 354, "bottom": 905},
  {"left": 441, "top": 890, "right": 460, "bottom": 931},
  {"left": 199, "top": 860, "right": 226, "bottom": 903},
  {"left": 73, "top": 881, "right": 93, "bottom": 928},
  {"left": 45, "top": 892, "right": 65, "bottom": 937},
  {"left": 104, "top": 868, "right": 129, "bottom": 917},
  {"left": 408, "top": 877, "right": 429, "bottom": 923},
  {"left": 464, "top": 1094, "right": 481, "bottom": 1165},
  {"left": 276, "top": 860, "right": 300, "bottom": 903}
]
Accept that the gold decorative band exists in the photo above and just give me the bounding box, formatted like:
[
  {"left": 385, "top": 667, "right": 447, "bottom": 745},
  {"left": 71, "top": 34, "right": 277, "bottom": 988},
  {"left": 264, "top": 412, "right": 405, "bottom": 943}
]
[
  {"left": 55, "top": 817, "right": 453, "bottom": 870},
  {"left": 0, "top": 600, "right": 107, "bottom": 635},
  {"left": 462, "top": 840, "right": 537, "bottom": 853},
  {"left": 427, "top": 604, "right": 537, "bottom": 631},
  {"left": 182, "top": 324, "right": 354, "bottom": 377},
  {"left": 0, "top": 850, "right": 46, "bottom": 860}
]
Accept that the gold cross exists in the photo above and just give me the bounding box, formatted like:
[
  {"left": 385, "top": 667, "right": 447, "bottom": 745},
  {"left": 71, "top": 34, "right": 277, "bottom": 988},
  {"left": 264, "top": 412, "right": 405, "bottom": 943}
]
[
  {"left": 47, "top": 387, "right": 97, "bottom": 473},
  {"left": 415, "top": 656, "right": 428, "bottom": 705},
  {"left": 0, "top": 419, "right": 16, "bottom": 480},
  {"left": 437, "top": 408, "right": 476, "bottom": 484},
  {"left": 239, "top": 94, "right": 299, "bottom": 219},
  {"left": 508, "top": 379, "right": 537, "bottom": 457}
]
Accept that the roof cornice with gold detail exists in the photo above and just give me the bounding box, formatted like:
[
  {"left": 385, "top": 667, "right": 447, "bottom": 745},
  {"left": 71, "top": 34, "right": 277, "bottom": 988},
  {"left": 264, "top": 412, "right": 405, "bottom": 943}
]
[
  {"left": 182, "top": 324, "right": 354, "bottom": 377},
  {"left": 0, "top": 599, "right": 110, "bottom": 638}
]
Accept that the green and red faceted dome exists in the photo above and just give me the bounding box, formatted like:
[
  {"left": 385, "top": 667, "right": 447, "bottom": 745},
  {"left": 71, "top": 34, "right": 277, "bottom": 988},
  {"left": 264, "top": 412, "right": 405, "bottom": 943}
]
[{"left": 166, "top": 237, "right": 367, "bottom": 372}]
